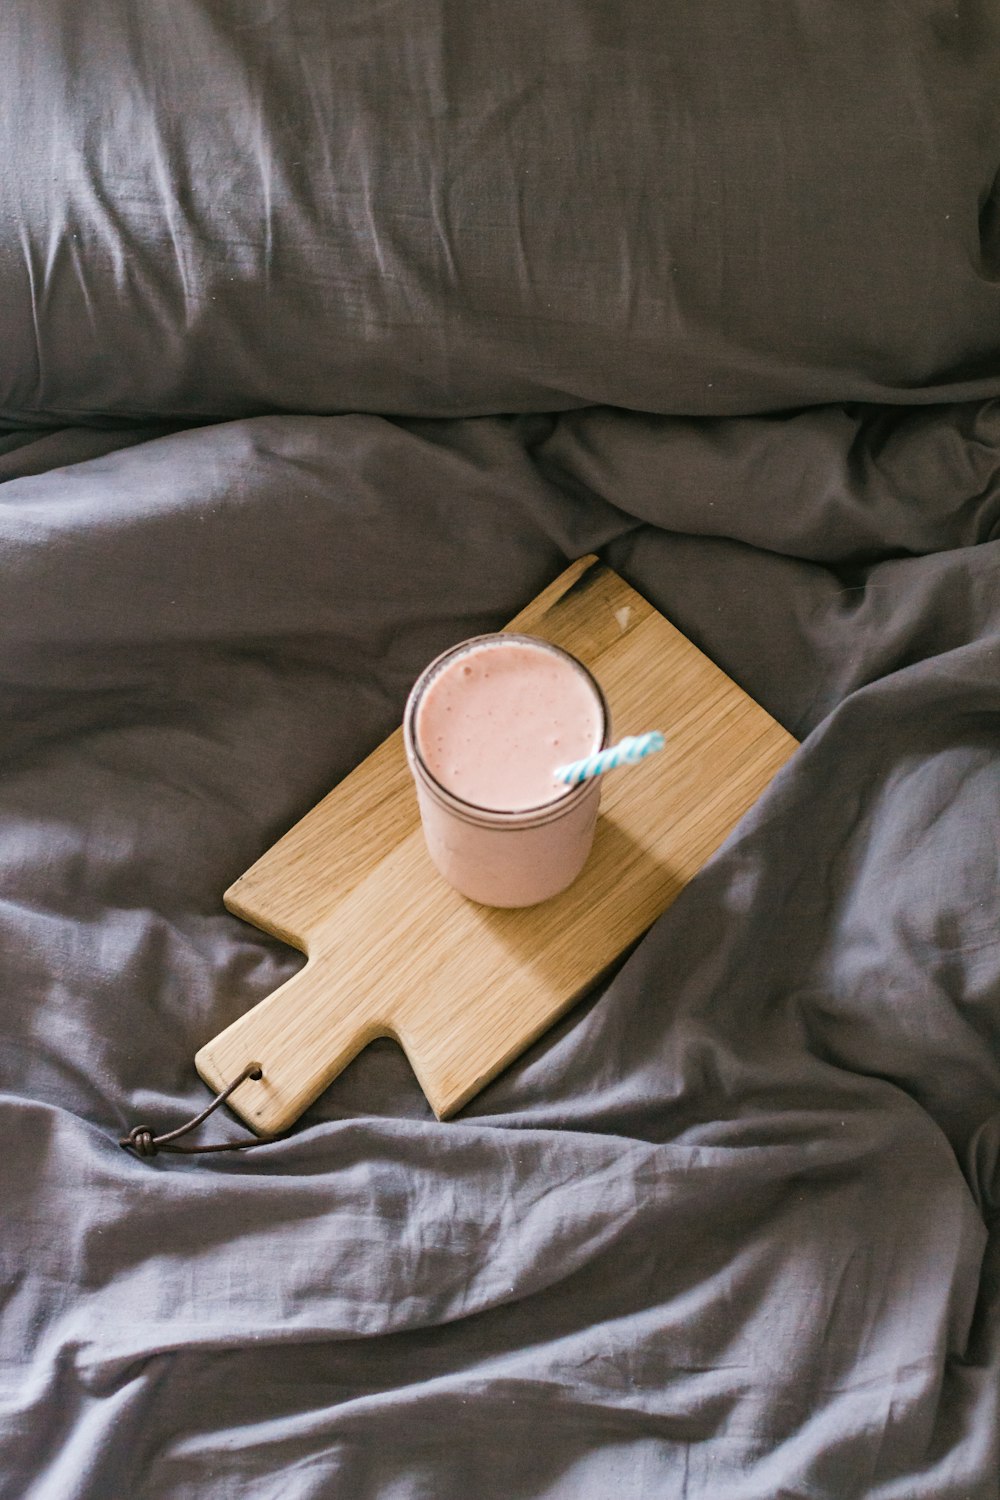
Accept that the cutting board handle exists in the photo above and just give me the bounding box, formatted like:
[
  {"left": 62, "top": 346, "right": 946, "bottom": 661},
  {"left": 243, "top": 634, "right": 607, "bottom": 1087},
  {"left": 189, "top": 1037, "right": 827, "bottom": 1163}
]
[{"left": 194, "top": 958, "right": 391, "bottom": 1137}]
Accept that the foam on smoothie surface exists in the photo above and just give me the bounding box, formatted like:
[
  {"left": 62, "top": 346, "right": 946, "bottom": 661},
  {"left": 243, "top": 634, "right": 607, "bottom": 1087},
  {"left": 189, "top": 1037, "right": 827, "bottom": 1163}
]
[{"left": 415, "top": 640, "right": 602, "bottom": 811}]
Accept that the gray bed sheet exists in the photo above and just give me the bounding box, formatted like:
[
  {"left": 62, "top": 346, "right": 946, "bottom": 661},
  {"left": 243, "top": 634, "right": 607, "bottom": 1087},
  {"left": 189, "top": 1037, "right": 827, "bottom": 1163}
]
[{"left": 0, "top": 406, "right": 997, "bottom": 1497}]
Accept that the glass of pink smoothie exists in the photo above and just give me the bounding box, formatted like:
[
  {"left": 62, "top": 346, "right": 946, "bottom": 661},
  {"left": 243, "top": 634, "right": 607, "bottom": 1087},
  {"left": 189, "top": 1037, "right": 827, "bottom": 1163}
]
[{"left": 403, "top": 633, "right": 610, "bottom": 907}]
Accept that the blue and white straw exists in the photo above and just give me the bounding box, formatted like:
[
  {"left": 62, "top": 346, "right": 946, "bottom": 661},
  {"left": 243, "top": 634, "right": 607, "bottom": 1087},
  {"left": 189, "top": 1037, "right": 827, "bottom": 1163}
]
[{"left": 554, "top": 730, "right": 665, "bottom": 786}]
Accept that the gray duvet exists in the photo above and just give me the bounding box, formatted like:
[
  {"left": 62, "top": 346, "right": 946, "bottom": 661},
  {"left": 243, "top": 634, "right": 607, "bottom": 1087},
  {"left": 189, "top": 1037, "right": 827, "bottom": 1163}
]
[
  {"left": 1, "top": 407, "right": 997, "bottom": 1498},
  {"left": 1, "top": 3, "right": 999, "bottom": 1497}
]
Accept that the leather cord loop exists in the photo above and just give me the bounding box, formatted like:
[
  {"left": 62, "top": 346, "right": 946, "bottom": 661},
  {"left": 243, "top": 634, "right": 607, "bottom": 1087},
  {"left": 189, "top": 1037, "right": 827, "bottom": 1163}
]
[{"left": 120, "top": 1064, "right": 268, "bottom": 1159}]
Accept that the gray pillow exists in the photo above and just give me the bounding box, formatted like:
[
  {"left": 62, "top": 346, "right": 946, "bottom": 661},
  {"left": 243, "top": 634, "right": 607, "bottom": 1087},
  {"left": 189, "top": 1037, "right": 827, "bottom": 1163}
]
[{"left": 1, "top": 0, "right": 998, "bottom": 423}]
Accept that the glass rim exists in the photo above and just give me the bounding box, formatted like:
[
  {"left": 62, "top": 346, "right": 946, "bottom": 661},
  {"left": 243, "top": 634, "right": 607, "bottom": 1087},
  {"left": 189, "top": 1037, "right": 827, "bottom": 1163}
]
[{"left": 403, "top": 632, "right": 610, "bottom": 824}]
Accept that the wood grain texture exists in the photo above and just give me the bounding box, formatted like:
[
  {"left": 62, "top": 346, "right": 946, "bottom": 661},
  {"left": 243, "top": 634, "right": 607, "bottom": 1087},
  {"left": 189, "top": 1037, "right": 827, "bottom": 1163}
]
[{"left": 197, "top": 557, "right": 798, "bottom": 1133}]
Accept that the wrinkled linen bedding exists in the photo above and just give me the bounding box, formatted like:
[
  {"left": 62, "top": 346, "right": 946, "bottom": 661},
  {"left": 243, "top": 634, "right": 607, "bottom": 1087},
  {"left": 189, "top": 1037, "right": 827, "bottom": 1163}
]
[
  {"left": 3, "top": 0, "right": 1000, "bottom": 423},
  {"left": 3, "top": 0, "right": 1000, "bottom": 1495},
  {"left": 1, "top": 406, "right": 998, "bottom": 1498}
]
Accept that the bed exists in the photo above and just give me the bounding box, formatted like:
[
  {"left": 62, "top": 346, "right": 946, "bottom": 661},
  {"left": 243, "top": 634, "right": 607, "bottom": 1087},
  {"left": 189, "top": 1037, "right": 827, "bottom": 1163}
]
[{"left": 2, "top": 3, "right": 998, "bottom": 1496}]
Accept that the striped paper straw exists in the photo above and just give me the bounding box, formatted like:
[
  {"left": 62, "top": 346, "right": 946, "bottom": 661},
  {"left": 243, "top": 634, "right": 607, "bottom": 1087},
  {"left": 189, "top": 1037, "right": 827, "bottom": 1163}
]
[{"left": 554, "top": 730, "right": 665, "bottom": 786}]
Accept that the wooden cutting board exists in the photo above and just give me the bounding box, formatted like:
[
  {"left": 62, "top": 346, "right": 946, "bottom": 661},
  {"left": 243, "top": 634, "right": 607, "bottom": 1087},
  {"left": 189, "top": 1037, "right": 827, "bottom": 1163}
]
[{"left": 197, "top": 556, "right": 798, "bottom": 1134}]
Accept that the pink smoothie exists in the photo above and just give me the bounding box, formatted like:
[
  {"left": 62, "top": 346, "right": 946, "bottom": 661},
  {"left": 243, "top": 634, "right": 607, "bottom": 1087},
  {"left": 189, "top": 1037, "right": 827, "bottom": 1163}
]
[
  {"left": 404, "top": 634, "right": 608, "bottom": 908},
  {"left": 414, "top": 638, "right": 602, "bottom": 811}
]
